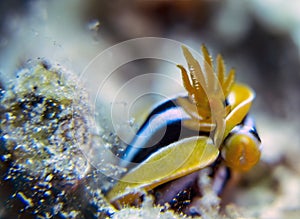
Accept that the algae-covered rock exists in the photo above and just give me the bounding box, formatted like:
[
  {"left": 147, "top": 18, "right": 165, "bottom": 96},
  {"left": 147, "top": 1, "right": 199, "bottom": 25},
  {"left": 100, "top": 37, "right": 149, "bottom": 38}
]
[
  {"left": 0, "top": 59, "right": 92, "bottom": 181},
  {"left": 0, "top": 60, "right": 113, "bottom": 218}
]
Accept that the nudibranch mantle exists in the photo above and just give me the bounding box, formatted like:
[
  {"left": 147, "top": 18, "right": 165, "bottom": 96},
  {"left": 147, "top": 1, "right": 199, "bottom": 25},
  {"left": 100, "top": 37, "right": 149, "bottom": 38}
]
[
  {"left": 106, "top": 45, "right": 261, "bottom": 212},
  {"left": 107, "top": 136, "right": 219, "bottom": 206}
]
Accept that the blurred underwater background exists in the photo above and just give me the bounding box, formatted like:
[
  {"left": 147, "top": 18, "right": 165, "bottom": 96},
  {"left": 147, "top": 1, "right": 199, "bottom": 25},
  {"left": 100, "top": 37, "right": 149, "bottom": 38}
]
[{"left": 0, "top": 0, "right": 300, "bottom": 218}]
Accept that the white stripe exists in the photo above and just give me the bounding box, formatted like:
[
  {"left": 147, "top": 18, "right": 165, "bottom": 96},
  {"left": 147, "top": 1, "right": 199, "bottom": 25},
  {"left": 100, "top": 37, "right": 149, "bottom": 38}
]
[{"left": 121, "top": 106, "right": 190, "bottom": 167}]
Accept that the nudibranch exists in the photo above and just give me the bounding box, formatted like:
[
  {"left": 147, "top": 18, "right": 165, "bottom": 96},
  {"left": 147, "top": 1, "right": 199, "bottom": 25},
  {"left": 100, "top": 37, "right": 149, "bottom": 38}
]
[{"left": 106, "top": 45, "right": 261, "bottom": 215}]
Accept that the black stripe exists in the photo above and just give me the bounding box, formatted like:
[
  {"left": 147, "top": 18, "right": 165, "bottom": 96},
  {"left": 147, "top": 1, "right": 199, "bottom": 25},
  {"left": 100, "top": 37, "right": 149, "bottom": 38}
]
[
  {"left": 249, "top": 128, "right": 261, "bottom": 142},
  {"left": 123, "top": 119, "right": 201, "bottom": 164},
  {"left": 138, "top": 98, "right": 178, "bottom": 132},
  {"left": 226, "top": 115, "right": 261, "bottom": 143}
]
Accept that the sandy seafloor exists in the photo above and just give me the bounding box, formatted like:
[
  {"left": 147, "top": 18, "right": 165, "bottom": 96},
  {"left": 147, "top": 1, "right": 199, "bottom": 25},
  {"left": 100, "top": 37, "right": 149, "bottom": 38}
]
[{"left": 0, "top": 1, "right": 300, "bottom": 218}]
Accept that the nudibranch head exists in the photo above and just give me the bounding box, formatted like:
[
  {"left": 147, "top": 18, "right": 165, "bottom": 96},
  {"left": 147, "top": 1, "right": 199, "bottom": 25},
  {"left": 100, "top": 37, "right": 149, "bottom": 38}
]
[
  {"left": 222, "top": 133, "right": 261, "bottom": 171},
  {"left": 221, "top": 116, "right": 262, "bottom": 171}
]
